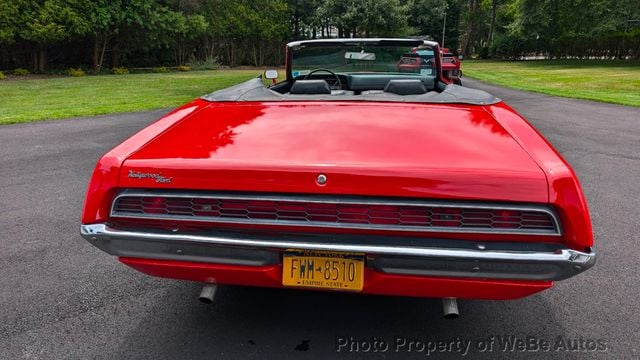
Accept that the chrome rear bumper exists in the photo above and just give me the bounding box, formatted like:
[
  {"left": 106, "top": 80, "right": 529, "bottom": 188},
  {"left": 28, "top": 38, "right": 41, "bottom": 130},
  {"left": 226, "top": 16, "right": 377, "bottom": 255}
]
[{"left": 81, "top": 223, "right": 595, "bottom": 281}]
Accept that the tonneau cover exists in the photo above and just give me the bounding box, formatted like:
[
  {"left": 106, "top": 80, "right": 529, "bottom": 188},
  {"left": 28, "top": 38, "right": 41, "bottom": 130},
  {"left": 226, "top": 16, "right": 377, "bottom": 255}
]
[{"left": 202, "top": 78, "right": 501, "bottom": 105}]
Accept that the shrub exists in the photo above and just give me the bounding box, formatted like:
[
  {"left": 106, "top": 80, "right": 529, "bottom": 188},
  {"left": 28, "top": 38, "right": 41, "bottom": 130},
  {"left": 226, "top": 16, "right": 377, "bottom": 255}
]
[
  {"left": 13, "top": 68, "right": 30, "bottom": 76},
  {"left": 490, "top": 33, "right": 529, "bottom": 59},
  {"left": 177, "top": 65, "right": 191, "bottom": 72},
  {"left": 66, "top": 68, "right": 86, "bottom": 77},
  {"left": 111, "top": 67, "right": 129, "bottom": 75},
  {"left": 152, "top": 66, "right": 169, "bottom": 73},
  {"left": 186, "top": 56, "right": 221, "bottom": 70},
  {"left": 0, "top": 71, "right": 5, "bottom": 80},
  {"left": 478, "top": 46, "right": 490, "bottom": 59}
]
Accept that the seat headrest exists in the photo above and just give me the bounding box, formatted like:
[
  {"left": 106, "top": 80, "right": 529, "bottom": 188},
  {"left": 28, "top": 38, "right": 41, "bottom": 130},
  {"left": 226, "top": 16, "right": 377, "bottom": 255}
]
[
  {"left": 290, "top": 80, "right": 331, "bottom": 95},
  {"left": 383, "top": 79, "right": 428, "bottom": 95}
]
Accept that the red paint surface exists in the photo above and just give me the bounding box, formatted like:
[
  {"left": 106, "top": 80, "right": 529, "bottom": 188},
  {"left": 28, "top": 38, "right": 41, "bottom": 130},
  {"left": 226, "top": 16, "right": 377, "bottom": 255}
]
[
  {"left": 119, "top": 102, "right": 549, "bottom": 203},
  {"left": 485, "top": 102, "right": 594, "bottom": 250},
  {"left": 81, "top": 94, "right": 594, "bottom": 300},
  {"left": 82, "top": 100, "right": 594, "bottom": 250},
  {"left": 120, "top": 257, "right": 552, "bottom": 300},
  {"left": 81, "top": 100, "right": 209, "bottom": 224}
]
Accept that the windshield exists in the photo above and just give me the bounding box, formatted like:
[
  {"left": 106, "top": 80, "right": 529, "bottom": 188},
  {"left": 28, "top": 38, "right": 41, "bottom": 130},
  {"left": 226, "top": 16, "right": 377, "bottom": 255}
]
[{"left": 291, "top": 45, "right": 436, "bottom": 78}]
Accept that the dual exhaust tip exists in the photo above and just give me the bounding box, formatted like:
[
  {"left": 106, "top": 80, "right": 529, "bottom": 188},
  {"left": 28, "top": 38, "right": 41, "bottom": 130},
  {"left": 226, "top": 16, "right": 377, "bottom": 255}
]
[{"left": 199, "top": 283, "right": 459, "bottom": 319}]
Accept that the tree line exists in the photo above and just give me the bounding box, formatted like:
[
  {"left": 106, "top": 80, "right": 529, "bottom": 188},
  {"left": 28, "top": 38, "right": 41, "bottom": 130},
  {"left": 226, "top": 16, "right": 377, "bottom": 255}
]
[
  {"left": 461, "top": 0, "right": 640, "bottom": 60},
  {"left": 0, "top": 0, "right": 638, "bottom": 73}
]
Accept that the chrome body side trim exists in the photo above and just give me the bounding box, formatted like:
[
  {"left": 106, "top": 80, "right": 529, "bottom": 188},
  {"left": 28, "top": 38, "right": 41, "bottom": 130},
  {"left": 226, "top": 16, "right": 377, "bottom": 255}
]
[
  {"left": 110, "top": 190, "right": 562, "bottom": 236},
  {"left": 81, "top": 223, "right": 594, "bottom": 281}
]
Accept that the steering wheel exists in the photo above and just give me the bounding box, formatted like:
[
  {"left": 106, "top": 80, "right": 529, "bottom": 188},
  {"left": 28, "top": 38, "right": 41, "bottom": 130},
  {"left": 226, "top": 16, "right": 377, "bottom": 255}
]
[{"left": 304, "top": 68, "right": 342, "bottom": 90}]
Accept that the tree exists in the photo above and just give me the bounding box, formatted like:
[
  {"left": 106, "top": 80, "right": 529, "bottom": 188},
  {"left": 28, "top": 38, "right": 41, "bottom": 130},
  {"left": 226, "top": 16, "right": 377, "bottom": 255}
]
[
  {"left": 0, "top": 0, "right": 20, "bottom": 44},
  {"left": 406, "top": 0, "right": 460, "bottom": 50},
  {"left": 349, "top": 0, "right": 410, "bottom": 37},
  {"left": 2, "top": 0, "right": 639, "bottom": 71},
  {"left": 460, "top": 0, "right": 481, "bottom": 56},
  {"left": 408, "top": 0, "right": 447, "bottom": 36},
  {"left": 244, "top": 0, "right": 289, "bottom": 66},
  {"left": 487, "top": 0, "right": 498, "bottom": 48},
  {"left": 287, "top": 0, "right": 318, "bottom": 39},
  {"left": 85, "top": 0, "right": 125, "bottom": 71},
  {"left": 317, "top": 0, "right": 350, "bottom": 37},
  {"left": 20, "top": 0, "right": 91, "bottom": 71},
  {"left": 176, "top": 15, "right": 208, "bottom": 65},
  {"left": 318, "top": 0, "right": 409, "bottom": 37}
]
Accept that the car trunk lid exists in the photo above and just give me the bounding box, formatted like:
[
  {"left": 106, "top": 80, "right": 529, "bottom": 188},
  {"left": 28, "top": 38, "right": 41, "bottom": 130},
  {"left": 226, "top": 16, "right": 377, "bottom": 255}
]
[{"left": 120, "top": 101, "right": 548, "bottom": 203}]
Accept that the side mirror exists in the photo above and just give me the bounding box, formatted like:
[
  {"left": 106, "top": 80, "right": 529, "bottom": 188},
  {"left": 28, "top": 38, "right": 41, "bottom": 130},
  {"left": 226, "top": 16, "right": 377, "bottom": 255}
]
[
  {"left": 264, "top": 69, "right": 278, "bottom": 85},
  {"left": 264, "top": 69, "right": 278, "bottom": 79}
]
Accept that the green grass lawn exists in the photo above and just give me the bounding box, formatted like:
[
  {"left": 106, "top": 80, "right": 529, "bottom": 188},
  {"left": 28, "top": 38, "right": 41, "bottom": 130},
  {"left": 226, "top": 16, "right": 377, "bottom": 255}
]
[
  {"left": 0, "top": 70, "right": 266, "bottom": 125},
  {"left": 2, "top": 62, "right": 638, "bottom": 125},
  {"left": 463, "top": 60, "right": 640, "bottom": 107}
]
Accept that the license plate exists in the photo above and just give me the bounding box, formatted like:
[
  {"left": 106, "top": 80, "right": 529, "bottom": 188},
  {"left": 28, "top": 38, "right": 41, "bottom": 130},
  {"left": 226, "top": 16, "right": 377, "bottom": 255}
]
[{"left": 282, "top": 251, "right": 364, "bottom": 291}]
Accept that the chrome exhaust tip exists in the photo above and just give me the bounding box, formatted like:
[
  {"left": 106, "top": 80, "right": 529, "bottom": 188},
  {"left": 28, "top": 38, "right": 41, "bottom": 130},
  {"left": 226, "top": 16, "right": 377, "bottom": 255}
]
[
  {"left": 442, "top": 298, "right": 459, "bottom": 319},
  {"left": 198, "top": 284, "right": 217, "bottom": 304}
]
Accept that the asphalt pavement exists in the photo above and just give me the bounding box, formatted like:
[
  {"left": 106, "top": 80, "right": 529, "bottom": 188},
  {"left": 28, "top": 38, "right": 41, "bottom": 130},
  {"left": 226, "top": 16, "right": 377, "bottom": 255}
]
[{"left": 0, "top": 79, "right": 639, "bottom": 359}]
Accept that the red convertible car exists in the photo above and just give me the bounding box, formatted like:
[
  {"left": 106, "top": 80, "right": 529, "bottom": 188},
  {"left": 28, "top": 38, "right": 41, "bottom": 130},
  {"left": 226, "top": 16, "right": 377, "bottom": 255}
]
[
  {"left": 81, "top": 39, "right": 595, "bottom": 317},
  {"left": 440, "top": 47, "right": 463, "bottom": 85}
]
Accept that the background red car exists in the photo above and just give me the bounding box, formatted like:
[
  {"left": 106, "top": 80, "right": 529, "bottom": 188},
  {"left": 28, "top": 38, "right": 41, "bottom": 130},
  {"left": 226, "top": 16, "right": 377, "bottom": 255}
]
[
  {"left": 440, "top": 47, "right": 463, "bottom": 85},
  {"left": 397, "top": 53, "right": 422, "bottom": 73}
]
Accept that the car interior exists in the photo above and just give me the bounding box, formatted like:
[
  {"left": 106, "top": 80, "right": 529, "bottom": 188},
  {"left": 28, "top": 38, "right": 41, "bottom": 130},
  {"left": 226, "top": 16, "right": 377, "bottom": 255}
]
[
  {"left": 269, "top": 72, "right": 441, "bottom": 96},
  {"left": 262, "top": 40, "right": 452, "bottom": 97},
  {"left": 204, "top": 41, "right": 493, "bottom": 105}
]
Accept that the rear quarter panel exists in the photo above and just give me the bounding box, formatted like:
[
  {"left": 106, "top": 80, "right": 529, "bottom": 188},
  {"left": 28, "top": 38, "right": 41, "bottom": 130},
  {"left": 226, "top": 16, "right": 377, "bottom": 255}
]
[
  {"left": 483, "top": 102, "right": 594, "bottom": 250},
  {"left": 81, "top": 100, "right": 210, "bottom": 224}
]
